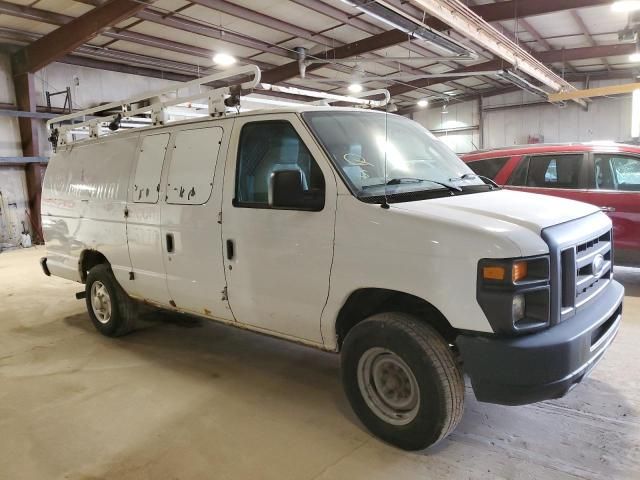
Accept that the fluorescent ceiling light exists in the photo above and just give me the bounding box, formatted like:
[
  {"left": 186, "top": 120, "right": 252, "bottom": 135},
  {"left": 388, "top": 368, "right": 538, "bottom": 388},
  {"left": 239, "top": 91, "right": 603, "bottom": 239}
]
[
  {"left": 417, "top": 99, "right": 429, "bottom": 107},
  {"left": 345, "top": 0, "right": 474, "bottom": 56},
  {"left": 498, "top": 69, "right": 549, "bottom": 100},
  {"left": 348, "top": 83, "right": 363, "bottom": 93},
  {"left": 630, "top": 52, "right": 640, "bottom": 62},
  {"left": 612, "top": 1, "right": 640, "bottom": 12},
  {"left": 213, "top": 53, "right": 236, "bottom": 66}
]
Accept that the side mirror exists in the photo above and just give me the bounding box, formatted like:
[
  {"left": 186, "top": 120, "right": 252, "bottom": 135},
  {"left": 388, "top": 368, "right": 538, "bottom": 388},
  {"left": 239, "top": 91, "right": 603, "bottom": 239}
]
[{"left": 268, "top": 169, "right": 324, "bottom": 210}]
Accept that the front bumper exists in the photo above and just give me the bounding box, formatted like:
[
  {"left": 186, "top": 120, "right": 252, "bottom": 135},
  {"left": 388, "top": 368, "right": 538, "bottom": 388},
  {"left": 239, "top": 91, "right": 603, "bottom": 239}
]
[{"left": 457, "top": 280, "right": 624, "bottom": 406}]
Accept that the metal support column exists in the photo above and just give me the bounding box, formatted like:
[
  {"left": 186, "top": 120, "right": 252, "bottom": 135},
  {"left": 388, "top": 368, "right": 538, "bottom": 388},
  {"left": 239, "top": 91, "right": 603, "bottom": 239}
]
[{"left": 13, "top": 72, "right": 45, "bottom": 243}]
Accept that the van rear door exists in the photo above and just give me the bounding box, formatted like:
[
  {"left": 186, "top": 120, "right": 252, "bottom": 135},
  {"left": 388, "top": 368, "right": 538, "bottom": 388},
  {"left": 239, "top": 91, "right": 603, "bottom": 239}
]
[{"left": 159, "top": 124, "right": 233, "bottom": 320}]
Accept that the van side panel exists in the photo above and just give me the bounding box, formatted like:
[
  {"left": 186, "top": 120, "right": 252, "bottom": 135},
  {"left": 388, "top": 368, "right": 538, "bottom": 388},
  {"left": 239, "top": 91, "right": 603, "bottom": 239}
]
[
  {"left": 42, "top": 136, "right": 139, "bottom": 284},
  {"left": 320, "top": 195, "right": 543, "bottom": 350}
]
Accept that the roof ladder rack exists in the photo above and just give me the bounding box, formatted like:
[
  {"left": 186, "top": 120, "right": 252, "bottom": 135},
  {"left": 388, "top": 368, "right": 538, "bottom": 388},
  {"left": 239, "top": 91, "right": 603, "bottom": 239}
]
[{"left": 47, "top": 64, "right": 262, "bottom": 148}]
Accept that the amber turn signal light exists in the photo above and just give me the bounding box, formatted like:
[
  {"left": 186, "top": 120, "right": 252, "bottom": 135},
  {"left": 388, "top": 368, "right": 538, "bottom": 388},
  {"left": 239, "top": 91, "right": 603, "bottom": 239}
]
[
  {"left": 512, "top": 261, "right": 528, "bottom": 282},
  {"left": 482, "top": 266, "right": 506, "bottom": 281}
]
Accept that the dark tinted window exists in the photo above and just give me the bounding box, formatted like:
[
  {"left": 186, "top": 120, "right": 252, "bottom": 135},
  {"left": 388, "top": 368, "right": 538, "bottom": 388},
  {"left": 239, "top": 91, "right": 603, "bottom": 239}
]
[
  {"left": 467, "top": 157, "right": 509, "bottom": 180},
  {"left": 507, "top": 157, "right": 529, "bottom": 186},
  {"left": 594, "top": 154, "right": 640, "bottom": 191},
  {"left": 235, "top": 121, "right": 325, "bottom": 207},
  {"left": 508, "top": 154, "right": 583, "bottom": 188}
]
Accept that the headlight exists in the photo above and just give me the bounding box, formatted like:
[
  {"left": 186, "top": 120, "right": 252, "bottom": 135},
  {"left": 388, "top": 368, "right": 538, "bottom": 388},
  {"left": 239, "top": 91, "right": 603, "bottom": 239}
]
[
  {"left": 512, "top": 294, "right": 526, "bottom": 322},
  {"left": 477, "top": 256, "right": 551, "bottom": 335}
]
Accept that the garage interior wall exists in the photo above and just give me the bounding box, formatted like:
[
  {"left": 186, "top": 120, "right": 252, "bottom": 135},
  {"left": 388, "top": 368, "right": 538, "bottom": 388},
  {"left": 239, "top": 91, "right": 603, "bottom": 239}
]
[
  {"left": 0, "top": 52, "right": 180, "bottom": 245},
  {"left": 412, "top": 78, "right": 633, "bottom": 154},
  {"left": 0, "top": 53, "right": 29, "bottom": 247}
]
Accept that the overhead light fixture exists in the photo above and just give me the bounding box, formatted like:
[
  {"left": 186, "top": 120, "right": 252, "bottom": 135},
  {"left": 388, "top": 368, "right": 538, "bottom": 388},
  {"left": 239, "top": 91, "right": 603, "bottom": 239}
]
[
  {"left": 348, "top": 83, "right": 363, "bottom": 93},
  {"left": 612, "top": 1, "right": 640, "bottom": 12},
  {"left": 630, "top": 51, "right": 640, "bottom": 62},
  {"left": 213, "top": 53, "right": 236, "bottom": 66},
  {"left": 417, "top": 99, "right": 429, "bottom": 107},
  {"left": 498, "top": 69, "right": 549, "bottom": 100},
  {"left": 343, "top": 0, "right": 476, "bottom": 56}
]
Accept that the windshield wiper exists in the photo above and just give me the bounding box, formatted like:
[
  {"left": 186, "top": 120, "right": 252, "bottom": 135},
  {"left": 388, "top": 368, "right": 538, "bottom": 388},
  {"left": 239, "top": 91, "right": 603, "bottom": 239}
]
[
  {"left": 451, "top": 173, "right": 500, "bottom": 190},
  {"left": 385, "top": 177, "right": 462, "bottom": 192}
]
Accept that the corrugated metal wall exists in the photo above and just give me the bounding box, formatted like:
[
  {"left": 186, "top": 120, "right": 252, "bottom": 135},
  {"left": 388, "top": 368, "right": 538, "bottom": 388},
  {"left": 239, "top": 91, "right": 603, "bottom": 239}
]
[
  {"left": 412, "top": 99, "right": 481, "bottom": 154},
  {"left": 412, "top": 79, "right": 633, "bottom": 154}
]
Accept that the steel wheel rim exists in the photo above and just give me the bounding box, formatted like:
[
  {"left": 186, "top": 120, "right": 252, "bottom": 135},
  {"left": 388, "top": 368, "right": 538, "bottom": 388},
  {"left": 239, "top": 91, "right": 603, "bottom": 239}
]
[
  {"left": 357, "top": 347, "right": 420, "bottom": 426},
  {"left": 90, "top": 281, "right": 112, "bottom": 324}
]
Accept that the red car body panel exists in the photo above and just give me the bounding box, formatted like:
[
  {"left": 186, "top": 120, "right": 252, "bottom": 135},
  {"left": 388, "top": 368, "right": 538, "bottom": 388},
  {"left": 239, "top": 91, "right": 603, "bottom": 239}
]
[{"left": 462, "top": 143, "right": 640, "bottom": 265}]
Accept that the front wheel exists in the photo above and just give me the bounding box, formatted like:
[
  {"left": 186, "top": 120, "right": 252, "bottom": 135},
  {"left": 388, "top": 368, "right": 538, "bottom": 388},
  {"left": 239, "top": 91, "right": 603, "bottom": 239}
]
[
  {"left": 341, "top": 312, "right": 464, "bottom": 451},
  {"left": 85, "top": 264, "right": 137, "bottom": 337}
]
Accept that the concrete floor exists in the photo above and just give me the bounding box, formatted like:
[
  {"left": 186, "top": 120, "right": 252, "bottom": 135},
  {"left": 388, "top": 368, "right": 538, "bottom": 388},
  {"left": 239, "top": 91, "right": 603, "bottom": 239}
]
[{"left": 1, "top": 247, "right": 639, "bottom": 480}]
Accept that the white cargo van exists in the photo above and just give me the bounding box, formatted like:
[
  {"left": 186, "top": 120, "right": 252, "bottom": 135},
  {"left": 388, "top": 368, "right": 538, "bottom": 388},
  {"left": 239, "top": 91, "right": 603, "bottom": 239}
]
[{"left": 41, "top": 69, "right": 623, "bottom": 450}]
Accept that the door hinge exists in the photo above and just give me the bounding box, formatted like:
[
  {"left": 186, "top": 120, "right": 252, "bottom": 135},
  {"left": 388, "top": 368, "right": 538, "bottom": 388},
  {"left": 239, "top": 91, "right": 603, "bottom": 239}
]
[
  {"left": 221, "top": 286, "right": 228, "bottom": 301},
  {"left": 217, "top": 211, "right": 222, "bottom": 224},
  {"left": 124, "top": 206, "right": 129, "bottom": 218},
  {"left": 129, "top": 271, "right": 135, "bottom": 280}
]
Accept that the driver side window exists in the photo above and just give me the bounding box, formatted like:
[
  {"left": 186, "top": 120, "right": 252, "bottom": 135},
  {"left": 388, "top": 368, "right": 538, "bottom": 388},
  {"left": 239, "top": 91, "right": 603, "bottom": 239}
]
[{"left": 234, "top": 121, "right": 325, "bottom": 208}]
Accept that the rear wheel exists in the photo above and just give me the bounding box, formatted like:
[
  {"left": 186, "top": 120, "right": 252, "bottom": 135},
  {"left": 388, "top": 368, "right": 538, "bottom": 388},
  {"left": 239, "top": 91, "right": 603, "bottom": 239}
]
[
  {"left": 341, "top": 312, "right": 464, "bottom": 451},
  {"left": 85, "top": 264, "right": 137, "bottom": 337}
]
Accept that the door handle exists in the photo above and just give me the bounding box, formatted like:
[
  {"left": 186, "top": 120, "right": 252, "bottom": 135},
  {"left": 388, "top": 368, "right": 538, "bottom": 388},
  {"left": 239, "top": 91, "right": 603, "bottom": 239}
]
[
  {"left": 226, "top": 239, "right": 235, "bottom": 260},
  {"left": 166, "top": 233, "right": 174, "bottom": 253},
  {"left": 600, "top": 206, "right": 616, "bottom": 213}
]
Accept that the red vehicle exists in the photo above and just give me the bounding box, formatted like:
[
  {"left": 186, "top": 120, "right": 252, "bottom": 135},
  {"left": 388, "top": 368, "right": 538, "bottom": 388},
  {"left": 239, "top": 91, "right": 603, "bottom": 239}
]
[{"left": 462, "top": 143, "right": 640, "bottom": 266}]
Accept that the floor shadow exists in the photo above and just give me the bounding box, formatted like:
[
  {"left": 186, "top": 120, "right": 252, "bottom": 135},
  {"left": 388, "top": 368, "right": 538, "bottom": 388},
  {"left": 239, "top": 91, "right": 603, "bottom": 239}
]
[
  {"left": 61, "top": 306, "right": 638, "bottom": 472},
  {"left": 63, "top": 308, "right": 347, "bottom": 416}
]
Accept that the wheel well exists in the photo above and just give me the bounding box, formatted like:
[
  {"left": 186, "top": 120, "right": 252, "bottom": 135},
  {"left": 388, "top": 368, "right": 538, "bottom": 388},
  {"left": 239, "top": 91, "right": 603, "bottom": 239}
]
[
  {"left": 335, "top": 288, "right": 457, "bottom": 350},
  {"left": 79, "top": 250, "right": 110, "bottom": 282}
]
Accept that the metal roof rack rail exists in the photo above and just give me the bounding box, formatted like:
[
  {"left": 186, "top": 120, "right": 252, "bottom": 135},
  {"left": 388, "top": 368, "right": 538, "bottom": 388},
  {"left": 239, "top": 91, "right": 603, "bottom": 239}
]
[
  {"left": 260, "top": 84, "right": 391, "bottom": 108},
  {"left": 47, "top": 64, "right": 262, "bottom": 148},
  {"left": 46, "top": 64, "right": 393, "bottom": 149}
]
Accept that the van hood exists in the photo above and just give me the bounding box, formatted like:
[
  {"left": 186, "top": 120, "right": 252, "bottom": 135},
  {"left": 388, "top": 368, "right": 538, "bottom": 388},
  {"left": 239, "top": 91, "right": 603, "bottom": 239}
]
[{"left": 392, "top": 189, "right": 599, "bottom": 234}]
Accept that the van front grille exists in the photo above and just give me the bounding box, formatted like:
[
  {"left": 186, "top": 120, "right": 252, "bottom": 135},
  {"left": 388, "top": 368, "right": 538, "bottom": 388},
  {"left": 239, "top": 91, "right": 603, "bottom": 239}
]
[
  {"left": 541, "top": 214, "right": 614, "bottom": 324},
  {"left": 560, "top": 230, "right": 612, "bottom": 313}
]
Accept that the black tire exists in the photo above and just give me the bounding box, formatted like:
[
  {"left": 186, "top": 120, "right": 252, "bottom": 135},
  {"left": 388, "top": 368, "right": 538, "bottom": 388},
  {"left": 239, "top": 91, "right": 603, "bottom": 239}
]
[
  {"left": 341, "top": 312, "right": 464, "bottom": 451},
  {"left": 85, "top": 264, "right": 137, "bottom": 337}
]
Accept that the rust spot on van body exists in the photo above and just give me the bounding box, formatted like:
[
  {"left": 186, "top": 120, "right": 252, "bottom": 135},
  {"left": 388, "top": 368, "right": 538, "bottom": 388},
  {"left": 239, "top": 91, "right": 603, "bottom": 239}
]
[{"left": 204, "top": 308, "right": 212, "bottom": 316}]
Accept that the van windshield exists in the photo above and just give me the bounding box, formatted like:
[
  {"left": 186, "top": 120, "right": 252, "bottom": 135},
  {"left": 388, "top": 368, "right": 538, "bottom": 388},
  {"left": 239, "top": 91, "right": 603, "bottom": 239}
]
[{"left": 302, "top": 111, "right": 487, "bottom": 201}]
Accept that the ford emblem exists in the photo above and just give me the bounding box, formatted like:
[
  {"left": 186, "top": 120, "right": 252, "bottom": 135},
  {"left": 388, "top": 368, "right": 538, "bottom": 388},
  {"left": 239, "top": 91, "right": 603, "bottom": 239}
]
[{"left": 592, "top": 254, "right": 605, "bottom": 276}]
